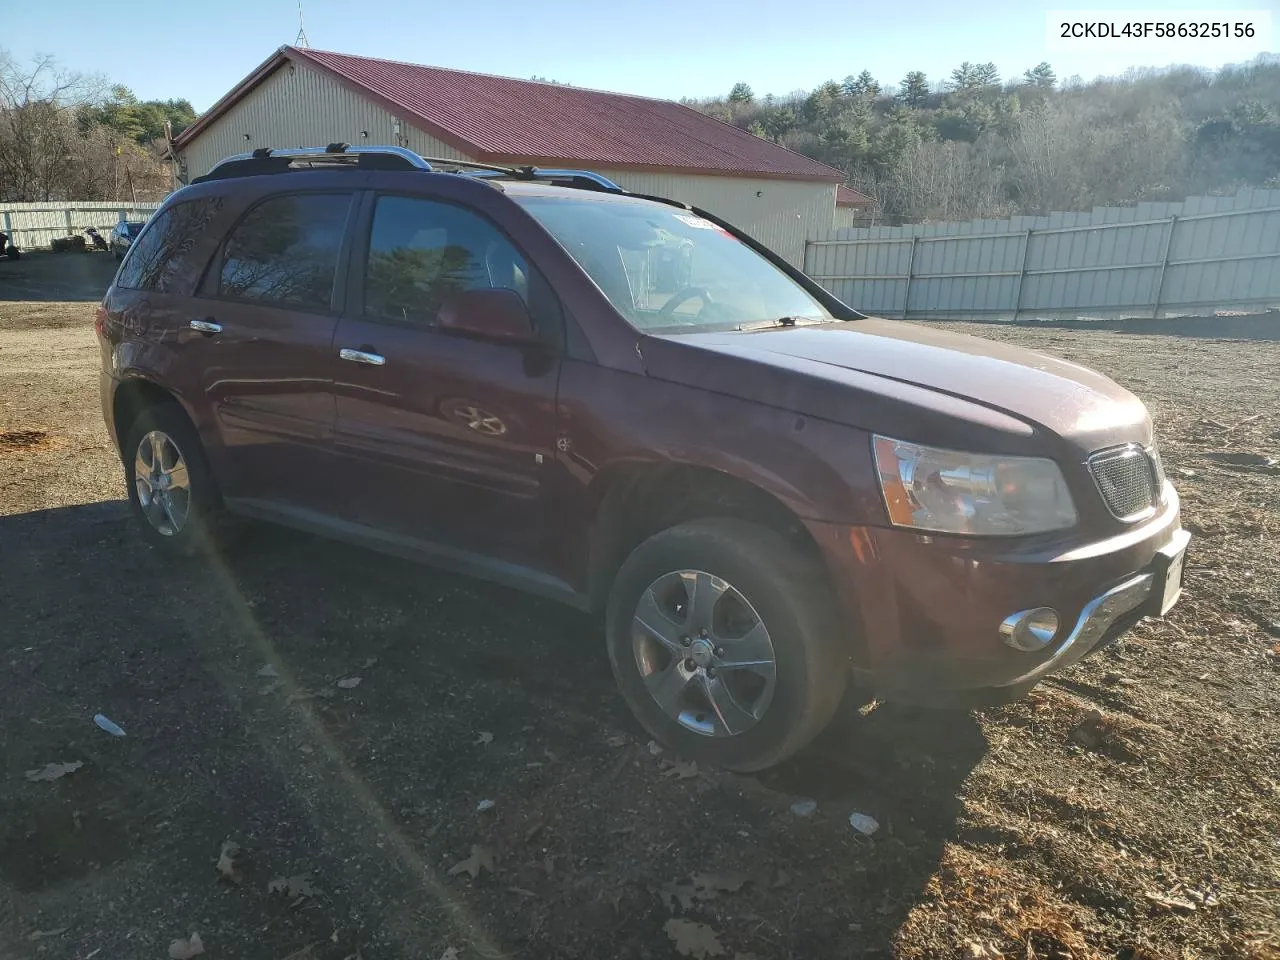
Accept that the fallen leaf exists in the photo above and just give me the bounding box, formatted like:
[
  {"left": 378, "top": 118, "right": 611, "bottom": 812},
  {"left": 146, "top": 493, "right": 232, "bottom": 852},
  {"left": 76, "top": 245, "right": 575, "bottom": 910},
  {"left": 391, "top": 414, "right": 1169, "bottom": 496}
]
[
  {"left": 473, "top": 732, "right": 494, "bottom": 746},
  {"left": 691, "top": 872, "right": 749, "bottom": 894},
  {"left": 257, "top": 663, "right": 278, "bottom": 678},
  {"left": 27, "top": 927, "right": 68, "bottom": 941},
  {"left": 168, "top": 932, "right": 204, "bottom": 959},
  {"left": 664, "top": 919, "right": 725, "bottom": 958},
  {"left": 216, "top": 840, "right": 242, "bottom": 884},
  {"left": 215, "top": 839, "right": 241, "bottom": 885},
  {"left": 659, "top": 872, "right": 750, "bottom": 910},
  {"left": 268, "top": 874, "right": 318, "bottom": 898},
  {"left": 1145, "top": 890, "right": 1197, "bottom": 914},
  {"left": 476, "top": 798, "right": 495, "bottom": 813},
  {"left": 336, "top": 677, "right": 362, "bottom": 689},
  {"left": 658, "top": 882, "right": 698, "bottom": 911},
  {"left": 440, "top": 949, "right": 459, "bottom": 960},
  {"left": 24, "top": 761, "right": 83, "bottom": 782},
  {"left": 966, "top": 942, "right": 1003, "bottom": 959},
  {"left": 606, "top": 735, "right": 627, "bottom": 747},
  {"left": 361, "top": 657, "right": 378, "bottom": 669},
  {"left": 447, "top": 845, "right": 495, "bottom": 880},
  {"left": 507, "top": 886, "right": 537, "bottom": 898},
  {"left": 1272, "top": 641, "right": 1280, "bottom": 656},
  {"left": 662, "top": 760, "right": 700, "bottom": 780}
]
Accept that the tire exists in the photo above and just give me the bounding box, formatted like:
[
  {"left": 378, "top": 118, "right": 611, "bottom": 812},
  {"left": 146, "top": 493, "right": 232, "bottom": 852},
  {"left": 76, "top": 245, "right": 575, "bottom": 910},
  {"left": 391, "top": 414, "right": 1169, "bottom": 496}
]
[
  {"left": 122, "top": 401, "right": 221, "bottom": 557},
  {"left": 605, "top": 518, "right": 847, "bottom": 772}
]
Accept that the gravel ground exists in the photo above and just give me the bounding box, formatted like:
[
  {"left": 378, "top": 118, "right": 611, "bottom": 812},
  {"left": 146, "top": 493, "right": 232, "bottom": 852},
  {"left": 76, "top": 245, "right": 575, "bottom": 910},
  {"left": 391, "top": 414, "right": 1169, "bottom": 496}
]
[{"left": 1, "top": 252, "right": 1277, "bottom": 960}]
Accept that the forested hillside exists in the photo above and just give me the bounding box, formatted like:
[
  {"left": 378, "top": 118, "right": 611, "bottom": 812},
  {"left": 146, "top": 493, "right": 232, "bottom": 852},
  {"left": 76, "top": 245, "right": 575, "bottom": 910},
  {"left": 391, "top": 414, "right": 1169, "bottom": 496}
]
[{"left": 690, "top": 56, "right": 1280, "bottom": 221}]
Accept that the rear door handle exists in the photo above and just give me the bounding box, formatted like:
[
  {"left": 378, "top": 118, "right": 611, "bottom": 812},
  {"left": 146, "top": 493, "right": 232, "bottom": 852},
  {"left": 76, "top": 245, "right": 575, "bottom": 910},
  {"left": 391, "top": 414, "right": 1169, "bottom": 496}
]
[
  {"left": 189, "top": 319, "right": 222, "bottom": 334},
  {"left": 339, "top": 348, "right": 386, "bottom": 366}
]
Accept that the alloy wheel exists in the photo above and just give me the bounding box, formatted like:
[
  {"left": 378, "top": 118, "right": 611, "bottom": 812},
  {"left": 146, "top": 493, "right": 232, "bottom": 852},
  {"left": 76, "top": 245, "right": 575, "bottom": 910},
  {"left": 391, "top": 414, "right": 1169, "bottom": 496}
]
[
  {"left": 630, "top": 569, "right": 778, "bottom": 737},
  {"left": 134, "top": 429, "right": 192, "bottom": 537}
]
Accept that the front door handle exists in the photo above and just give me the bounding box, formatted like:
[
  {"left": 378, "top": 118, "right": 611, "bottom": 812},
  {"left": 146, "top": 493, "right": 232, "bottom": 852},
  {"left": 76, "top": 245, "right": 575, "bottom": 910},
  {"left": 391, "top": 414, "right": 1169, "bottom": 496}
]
[
  {"left": 339, "top": 348, "right": 386, "bottom": 366},
  {"left": 189, "top": 319, "right": 222, "bottom": 334}
]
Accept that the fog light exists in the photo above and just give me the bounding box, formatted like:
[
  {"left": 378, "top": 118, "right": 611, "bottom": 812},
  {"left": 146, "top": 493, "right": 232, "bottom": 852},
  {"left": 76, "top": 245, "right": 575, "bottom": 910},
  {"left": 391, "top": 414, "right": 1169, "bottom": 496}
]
[{"left": 1000, "top": 607, "right": 1060, "bottom": 651}]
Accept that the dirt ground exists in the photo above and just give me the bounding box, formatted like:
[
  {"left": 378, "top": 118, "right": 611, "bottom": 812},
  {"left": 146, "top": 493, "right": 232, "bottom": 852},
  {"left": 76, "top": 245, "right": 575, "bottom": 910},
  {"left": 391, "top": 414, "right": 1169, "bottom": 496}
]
[{"left": 1, "top": 251, "right": 1277, "bottom": 960}]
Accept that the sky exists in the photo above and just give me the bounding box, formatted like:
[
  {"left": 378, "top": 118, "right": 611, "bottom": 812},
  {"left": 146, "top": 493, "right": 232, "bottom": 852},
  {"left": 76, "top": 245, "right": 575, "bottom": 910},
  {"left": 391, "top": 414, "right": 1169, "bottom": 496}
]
[{"left": 2, "top": 0, "right": 1276, "bottom": 110}]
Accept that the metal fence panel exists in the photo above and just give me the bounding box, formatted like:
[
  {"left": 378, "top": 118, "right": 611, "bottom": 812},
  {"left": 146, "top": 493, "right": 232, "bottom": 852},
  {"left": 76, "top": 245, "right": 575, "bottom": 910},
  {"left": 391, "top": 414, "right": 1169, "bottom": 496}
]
[
  {"left": 806, "top": 188, "right": 1280, "bottom": 319},
  {"left": 0, "top": 201, "right": 162, "bottom": 251}
]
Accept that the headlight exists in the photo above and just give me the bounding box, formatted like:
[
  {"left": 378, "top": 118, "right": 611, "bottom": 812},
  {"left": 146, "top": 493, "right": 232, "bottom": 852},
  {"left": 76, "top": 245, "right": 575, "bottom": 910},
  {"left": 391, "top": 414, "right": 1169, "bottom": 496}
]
[{"left": 872, "top": 435, "right": 1077, "bottom": 536}]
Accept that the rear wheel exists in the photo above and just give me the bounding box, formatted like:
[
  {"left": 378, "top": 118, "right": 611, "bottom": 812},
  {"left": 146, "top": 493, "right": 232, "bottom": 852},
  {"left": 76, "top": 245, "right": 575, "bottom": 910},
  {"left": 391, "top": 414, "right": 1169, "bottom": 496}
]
[
  {"left": 605, "top": 519, "right": 847, "bottom": 772},
  {"left": 123, "top": 403, "right": 220, "bottom": 556}
]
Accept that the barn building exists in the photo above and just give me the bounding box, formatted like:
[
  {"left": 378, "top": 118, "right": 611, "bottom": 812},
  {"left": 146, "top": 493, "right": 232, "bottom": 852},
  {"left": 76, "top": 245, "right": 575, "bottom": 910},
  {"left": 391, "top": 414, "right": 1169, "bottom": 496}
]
[
  {"left": 833, "top": 184, "right": 877, "bottom": 228},
  {"left": 171, "top": 46, "right": 845, "bottom": 265}
]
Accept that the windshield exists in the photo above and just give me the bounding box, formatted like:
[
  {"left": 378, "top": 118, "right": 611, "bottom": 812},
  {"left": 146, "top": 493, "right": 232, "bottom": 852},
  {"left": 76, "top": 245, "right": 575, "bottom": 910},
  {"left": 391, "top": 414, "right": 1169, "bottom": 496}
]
[{"left": 514, "top": 194, "right": 833, "bottom": 332}]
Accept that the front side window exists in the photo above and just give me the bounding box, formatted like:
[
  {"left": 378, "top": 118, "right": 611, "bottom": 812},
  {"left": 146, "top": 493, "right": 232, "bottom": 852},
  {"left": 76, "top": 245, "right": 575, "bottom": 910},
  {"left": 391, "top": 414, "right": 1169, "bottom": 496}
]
[
  {"left": 513, "top": 194, "right": 833, "bottom": 332},
  {"left": 116, "top": 199, "right": 222, "bottom": 293},
  {"left": 218, "top": 193, "right": 352, "bottom": 310},
  {"left": 363, "top": 195, "right": 530, "bottom": 327}
]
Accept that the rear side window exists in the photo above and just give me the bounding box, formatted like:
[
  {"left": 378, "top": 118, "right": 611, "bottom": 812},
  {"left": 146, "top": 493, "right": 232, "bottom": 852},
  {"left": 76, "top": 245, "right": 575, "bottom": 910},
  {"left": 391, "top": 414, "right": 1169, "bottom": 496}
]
[
  {"left": 116, "top": 198, "right": 223, "bottom": 293},
  {"left": 218, "top": 193, "right": 352, "bottom": 310},
  {"left": 363, "top": 195, "right": 531, "bottom": 327}
]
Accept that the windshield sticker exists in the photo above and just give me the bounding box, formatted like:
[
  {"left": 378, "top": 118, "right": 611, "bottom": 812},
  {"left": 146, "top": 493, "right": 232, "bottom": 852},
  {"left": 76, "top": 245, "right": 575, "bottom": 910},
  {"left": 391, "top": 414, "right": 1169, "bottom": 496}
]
[{"left": 674, "top": 214, "right": 720, "bottom": 230}]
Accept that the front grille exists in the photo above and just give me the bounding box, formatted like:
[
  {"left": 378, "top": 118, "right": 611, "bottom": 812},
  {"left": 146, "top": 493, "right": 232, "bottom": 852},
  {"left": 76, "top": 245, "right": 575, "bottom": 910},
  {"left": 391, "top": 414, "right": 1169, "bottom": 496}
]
[{"left": 1089, "top": 445, "right": 1159, "bottom": 520}]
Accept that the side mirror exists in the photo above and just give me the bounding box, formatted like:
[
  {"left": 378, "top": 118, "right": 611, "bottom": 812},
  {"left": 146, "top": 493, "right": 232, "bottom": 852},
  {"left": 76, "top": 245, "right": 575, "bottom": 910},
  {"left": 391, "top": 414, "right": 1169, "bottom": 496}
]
[{"left": 437, "top": 288, "right": 537, "bottom": 344}]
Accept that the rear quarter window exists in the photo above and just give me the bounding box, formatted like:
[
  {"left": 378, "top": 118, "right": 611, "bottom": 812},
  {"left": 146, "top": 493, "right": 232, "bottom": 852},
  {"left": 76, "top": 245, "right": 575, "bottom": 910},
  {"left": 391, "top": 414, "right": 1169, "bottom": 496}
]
[{"left": 116, "top": 197, "right": 224, "bottom": 293}]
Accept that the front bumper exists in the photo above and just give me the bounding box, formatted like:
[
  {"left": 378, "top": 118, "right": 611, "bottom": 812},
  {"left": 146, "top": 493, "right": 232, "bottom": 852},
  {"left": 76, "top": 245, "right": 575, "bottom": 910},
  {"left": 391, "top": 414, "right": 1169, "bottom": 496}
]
[{"left": 804, "top": 489, "right": 1188, "bottom": 700}]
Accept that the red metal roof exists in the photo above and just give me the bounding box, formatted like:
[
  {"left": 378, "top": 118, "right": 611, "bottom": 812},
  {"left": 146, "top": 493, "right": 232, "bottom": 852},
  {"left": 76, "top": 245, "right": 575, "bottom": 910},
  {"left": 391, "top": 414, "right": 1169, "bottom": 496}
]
[
  {"left": 836, "top": 185, "right": 875, "bottom": 207},
  {"left": 175, "top": 47, "right": 843, "bottom": 183}
]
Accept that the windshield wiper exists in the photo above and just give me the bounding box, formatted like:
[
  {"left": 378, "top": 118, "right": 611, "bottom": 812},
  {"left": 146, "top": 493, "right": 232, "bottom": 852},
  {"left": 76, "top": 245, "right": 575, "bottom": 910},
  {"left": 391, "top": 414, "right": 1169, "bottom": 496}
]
[{"left": 736, "top": 316, "right": 826, "bottom": 331}]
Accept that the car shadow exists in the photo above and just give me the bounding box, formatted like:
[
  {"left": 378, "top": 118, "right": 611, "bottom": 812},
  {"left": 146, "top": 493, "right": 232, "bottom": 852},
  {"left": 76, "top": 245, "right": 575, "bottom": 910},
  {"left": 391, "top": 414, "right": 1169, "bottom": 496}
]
[
  {"left": 0, "top": 250, "right": 119, "bottom": 303},
  {"left": 0, "top": 500, "right": 983, "bottom": 958}
]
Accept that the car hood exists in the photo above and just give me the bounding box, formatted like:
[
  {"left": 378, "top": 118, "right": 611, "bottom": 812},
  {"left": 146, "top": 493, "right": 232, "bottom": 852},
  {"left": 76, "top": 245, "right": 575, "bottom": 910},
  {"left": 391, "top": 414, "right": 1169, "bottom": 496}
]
[{"left": 640, "top": 318, "right": 1152, "bottom": 458}]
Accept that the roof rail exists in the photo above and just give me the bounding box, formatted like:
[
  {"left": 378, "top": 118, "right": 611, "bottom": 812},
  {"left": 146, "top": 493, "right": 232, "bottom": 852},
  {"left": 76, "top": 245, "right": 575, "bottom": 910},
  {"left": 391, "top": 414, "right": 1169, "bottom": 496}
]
[
  {"left": 193, "top": 144, "right": 622, "bottom": 193},
  {"left": 194, "top": 145, "right": 433, "bottom": 182},
  {"left": 417, "top": 156, "right": 622, "bottom": 192}
]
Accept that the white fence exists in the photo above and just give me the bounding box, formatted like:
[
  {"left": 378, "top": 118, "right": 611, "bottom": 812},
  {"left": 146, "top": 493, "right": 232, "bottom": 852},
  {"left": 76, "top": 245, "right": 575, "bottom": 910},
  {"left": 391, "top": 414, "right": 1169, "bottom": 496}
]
[
  {"left": 1, "top": 201, "right": 163, "bottom": 251},
  {"left": 805, "top": 188, "right": 1280, "bottom": 320}
]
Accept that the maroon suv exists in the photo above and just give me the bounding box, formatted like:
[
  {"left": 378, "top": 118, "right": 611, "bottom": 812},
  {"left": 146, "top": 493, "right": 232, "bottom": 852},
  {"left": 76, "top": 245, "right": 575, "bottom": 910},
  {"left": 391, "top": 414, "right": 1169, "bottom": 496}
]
[{"left": 97, "top": 145, "right": 1189, "bottom": 771}]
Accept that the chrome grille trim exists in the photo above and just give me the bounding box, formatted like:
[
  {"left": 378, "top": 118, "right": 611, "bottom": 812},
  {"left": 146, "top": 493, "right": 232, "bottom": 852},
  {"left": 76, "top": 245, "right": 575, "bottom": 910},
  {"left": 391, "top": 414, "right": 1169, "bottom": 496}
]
[{"left": 1088, "top": 444, "right": 1160, "bottom": 521}]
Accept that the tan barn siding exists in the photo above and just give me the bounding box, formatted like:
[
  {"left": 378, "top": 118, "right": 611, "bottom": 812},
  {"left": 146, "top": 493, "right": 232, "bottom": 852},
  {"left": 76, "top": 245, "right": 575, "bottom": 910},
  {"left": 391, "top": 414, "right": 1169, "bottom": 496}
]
[
  {"left": 179, "top": 63, "right": 470, "bottom": 179},
  {"left": 591, "top": 171, "right": 836, "bottom": 267}
]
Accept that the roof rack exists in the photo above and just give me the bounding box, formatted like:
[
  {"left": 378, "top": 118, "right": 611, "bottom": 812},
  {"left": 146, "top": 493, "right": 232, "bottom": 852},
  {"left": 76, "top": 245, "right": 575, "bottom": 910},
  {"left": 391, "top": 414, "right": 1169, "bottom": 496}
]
[
  {"left": 193, "top": 144, "right": 622, "bottom": 192},
  {"left": 418, "top": 157, "right": 622, "bottom": 193},
  {"left": 194, "top": 144, "right": 432, "bottom": 182}
]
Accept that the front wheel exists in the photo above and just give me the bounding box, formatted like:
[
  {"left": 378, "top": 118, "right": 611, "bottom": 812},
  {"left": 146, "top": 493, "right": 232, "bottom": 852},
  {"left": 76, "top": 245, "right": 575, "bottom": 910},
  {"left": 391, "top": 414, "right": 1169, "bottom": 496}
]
[
  {"left": 122, "top": 402, "right": 221, "bottom": 556},
  {"left": 605, "top": 519, "right": 847, "bottom": 772}
]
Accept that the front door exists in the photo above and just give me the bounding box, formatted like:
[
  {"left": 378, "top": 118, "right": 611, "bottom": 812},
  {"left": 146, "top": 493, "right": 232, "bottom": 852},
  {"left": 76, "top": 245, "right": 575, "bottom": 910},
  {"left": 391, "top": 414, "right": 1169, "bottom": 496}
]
[
  {"left": 189, "top": 190, "right": 356, "bottom": 511},
  {"left": 330, "top": 193, "right": 561, "bottom": 567}
]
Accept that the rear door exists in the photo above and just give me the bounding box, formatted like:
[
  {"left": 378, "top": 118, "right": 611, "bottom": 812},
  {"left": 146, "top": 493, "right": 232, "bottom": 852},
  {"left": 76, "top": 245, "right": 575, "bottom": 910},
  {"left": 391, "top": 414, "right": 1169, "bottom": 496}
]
[
  {"left": 329, "top": 191, "right": 562, "bottom": 567},
  {"left": 184, "top": 189, "right": 357, "bottom": 511}
]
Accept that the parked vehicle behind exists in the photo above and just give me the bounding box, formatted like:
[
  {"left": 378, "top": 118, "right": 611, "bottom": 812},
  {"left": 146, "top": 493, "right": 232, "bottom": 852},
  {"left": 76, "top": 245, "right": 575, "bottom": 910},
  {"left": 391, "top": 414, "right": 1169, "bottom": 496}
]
[
  {"left": 109, "top": 220, "right": 148, "bottom": 259},
  {"left": 97, "top": 145, "right": 1189, "bottom": 771}
]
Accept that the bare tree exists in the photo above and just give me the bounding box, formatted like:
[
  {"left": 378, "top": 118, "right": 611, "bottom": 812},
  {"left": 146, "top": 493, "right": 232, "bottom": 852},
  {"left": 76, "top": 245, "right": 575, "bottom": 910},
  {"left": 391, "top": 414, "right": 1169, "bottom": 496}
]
[
  {"left": 880, "top": 139, "right": 1006, "bottom": 221},
  {"left": 0, "top": 52, "right": 100, "bottom": 200},
  {"left": 0, "top": 50, "right": 167, "bottom": 204}
]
